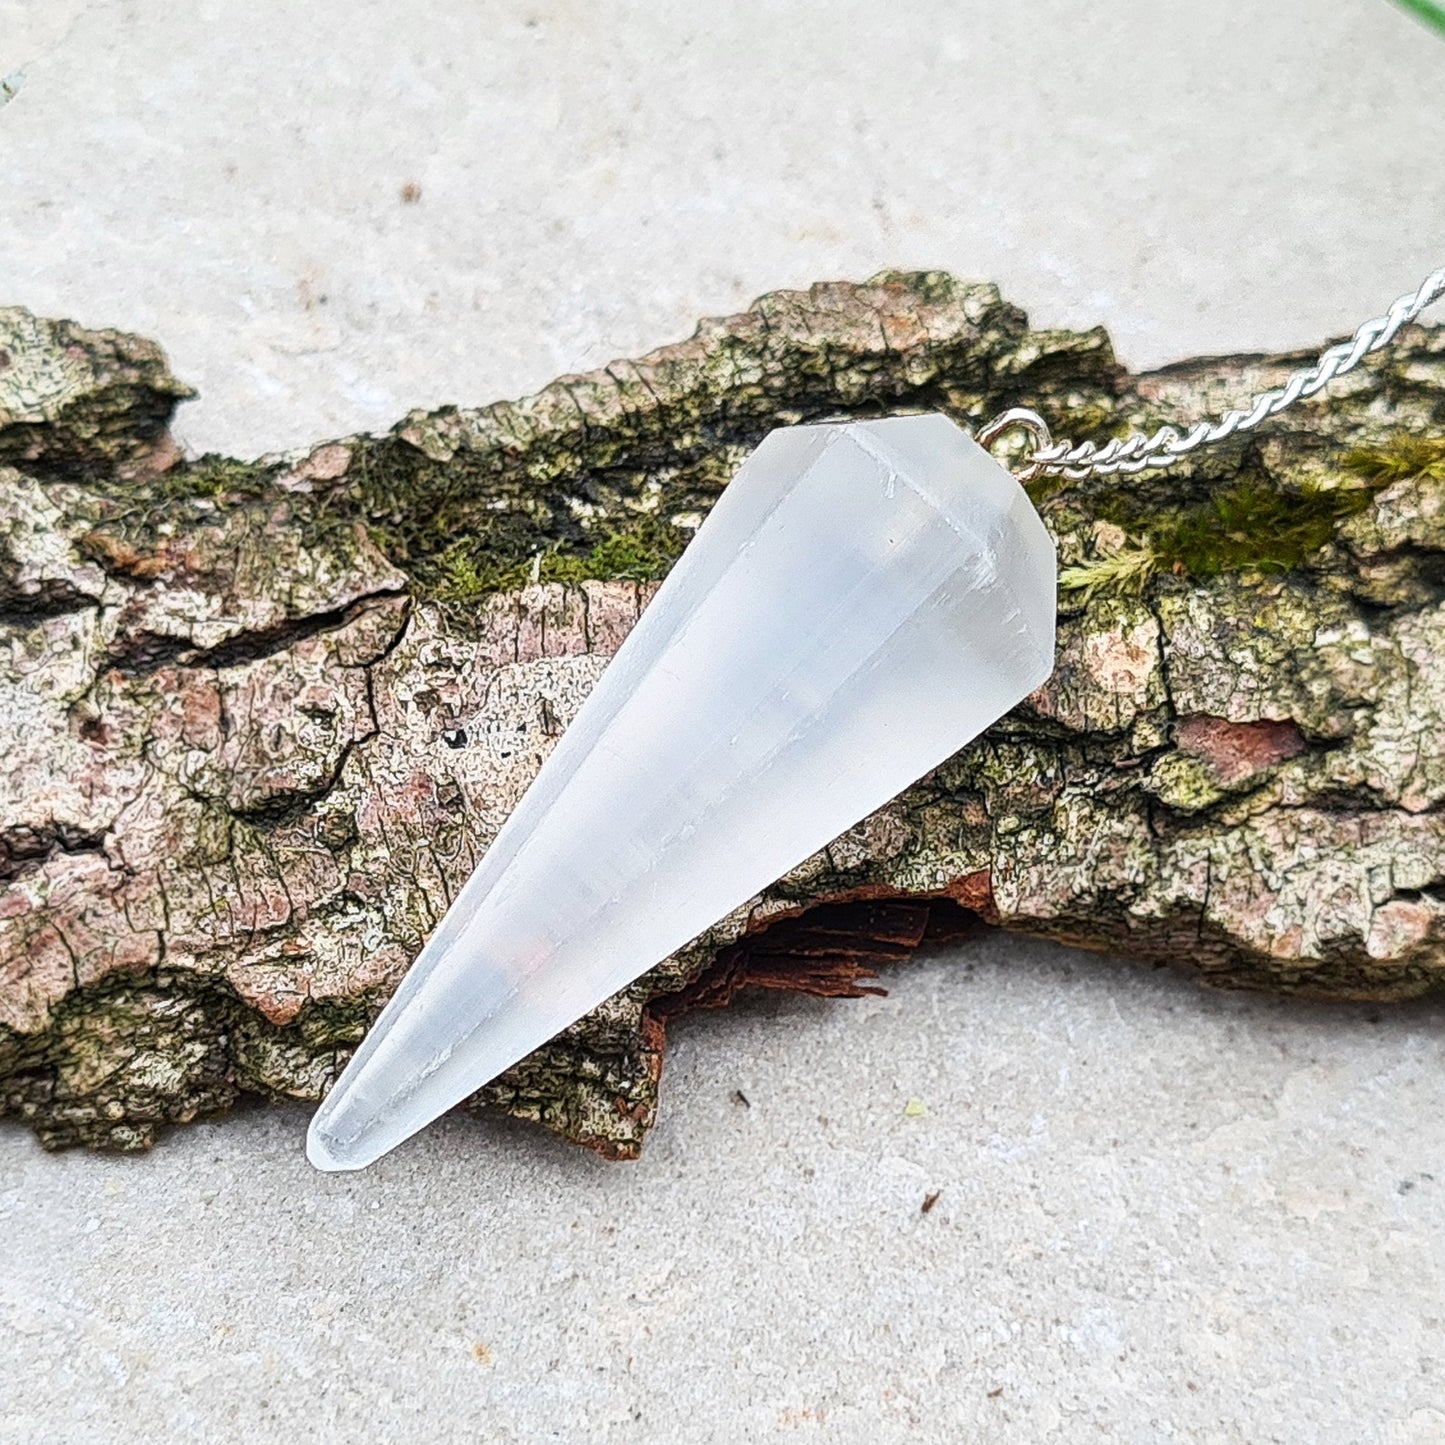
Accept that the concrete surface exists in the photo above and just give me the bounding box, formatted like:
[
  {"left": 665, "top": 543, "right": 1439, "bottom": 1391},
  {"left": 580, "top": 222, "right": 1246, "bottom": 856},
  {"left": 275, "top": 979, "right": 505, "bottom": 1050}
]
[{"left": 3, "top": 1, "right": 1445, "bottom": 1441}]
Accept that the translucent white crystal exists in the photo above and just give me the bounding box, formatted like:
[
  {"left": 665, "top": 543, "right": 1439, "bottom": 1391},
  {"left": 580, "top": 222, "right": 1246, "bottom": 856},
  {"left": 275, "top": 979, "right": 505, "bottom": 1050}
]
[{"left": 308, "top": 413, "right": 1056, "bottom": 1170}]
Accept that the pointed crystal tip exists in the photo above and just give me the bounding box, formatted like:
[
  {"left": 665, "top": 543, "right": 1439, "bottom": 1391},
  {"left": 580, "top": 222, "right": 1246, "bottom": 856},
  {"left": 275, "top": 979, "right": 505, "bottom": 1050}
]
[{"left": 306, "top": 1113, "right": 376, "bottom": 1173}]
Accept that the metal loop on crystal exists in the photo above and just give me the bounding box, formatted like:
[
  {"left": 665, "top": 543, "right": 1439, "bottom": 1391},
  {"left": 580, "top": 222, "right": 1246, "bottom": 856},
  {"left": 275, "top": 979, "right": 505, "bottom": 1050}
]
[{"left": 977, "top": 406, "right": 1054, "bottom": 484}]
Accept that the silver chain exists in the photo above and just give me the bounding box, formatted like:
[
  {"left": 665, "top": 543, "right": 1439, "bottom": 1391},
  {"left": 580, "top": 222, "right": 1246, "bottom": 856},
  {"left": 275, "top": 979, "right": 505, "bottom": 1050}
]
[{"left": 980, "top": 265, "right": 1445, "bottom": 483}]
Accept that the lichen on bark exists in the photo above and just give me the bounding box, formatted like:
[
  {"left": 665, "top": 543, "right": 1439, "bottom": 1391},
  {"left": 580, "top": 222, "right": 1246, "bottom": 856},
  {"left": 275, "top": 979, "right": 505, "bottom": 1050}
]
[{"left": 2, "top": 273, "right": 1443, "bottom": 1160}]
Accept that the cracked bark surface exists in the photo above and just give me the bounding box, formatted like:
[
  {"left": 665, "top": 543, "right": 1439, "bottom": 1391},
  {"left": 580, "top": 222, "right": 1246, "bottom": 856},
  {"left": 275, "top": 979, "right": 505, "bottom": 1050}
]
[{"left": 2, "top": 273, "right": 1443, "bottom": 1160}]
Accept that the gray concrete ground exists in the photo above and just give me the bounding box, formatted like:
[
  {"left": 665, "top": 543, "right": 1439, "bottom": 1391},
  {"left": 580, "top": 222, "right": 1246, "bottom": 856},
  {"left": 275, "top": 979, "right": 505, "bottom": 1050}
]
[{"left": 2, "top": 1, "right": 1444, "bottom": 1440}]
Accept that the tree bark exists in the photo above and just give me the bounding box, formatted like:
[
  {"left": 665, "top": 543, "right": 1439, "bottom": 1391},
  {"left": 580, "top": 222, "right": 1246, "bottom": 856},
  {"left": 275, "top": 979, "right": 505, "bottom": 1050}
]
[{"left": 2, "top": 274, "right": 1443, "bottom": 1158}]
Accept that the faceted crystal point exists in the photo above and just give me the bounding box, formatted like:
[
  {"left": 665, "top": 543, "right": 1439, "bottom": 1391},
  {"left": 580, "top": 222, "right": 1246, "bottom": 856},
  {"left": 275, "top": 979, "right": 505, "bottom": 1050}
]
[{"left": 307, "top": 414, "right": 1056, "bottom": 1171}]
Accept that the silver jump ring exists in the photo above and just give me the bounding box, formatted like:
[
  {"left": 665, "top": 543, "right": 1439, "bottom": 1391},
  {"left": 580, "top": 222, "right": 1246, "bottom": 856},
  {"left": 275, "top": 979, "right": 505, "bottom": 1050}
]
[{"left": 977, "top": 407, "right": 1053, "bottom": 484}]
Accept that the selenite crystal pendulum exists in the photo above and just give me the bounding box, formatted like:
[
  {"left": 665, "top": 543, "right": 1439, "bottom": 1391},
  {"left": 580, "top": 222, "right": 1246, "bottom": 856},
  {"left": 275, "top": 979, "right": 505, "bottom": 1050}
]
[{"left": 308, "top": 266, "right": 1445, "bottom": 1171}]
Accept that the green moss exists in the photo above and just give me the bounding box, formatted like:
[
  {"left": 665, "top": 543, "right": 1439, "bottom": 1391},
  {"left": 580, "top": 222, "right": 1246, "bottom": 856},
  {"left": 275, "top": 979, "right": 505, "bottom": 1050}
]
[
  {"left": 123, "top": 454, "right": 272, "bottom": 506},
  {"left": 1155, "top": 476, "right": 1384, "bottom": 576},
  {"left": 1066, "top": 463, "right": 1400, "bottom": 597},
  {"left": 431, "top": 543, "right": 531, "bottom": 601},
  {"left": 177, "top": 456, "right": 267, "bottom": 499},
  {"left": 1153, "top": 432, "right": 1445, "bottom": 577},
  {"left": 1342, "top": 435, "right": 1445, "bottom": 485},
  {"left": 540, "top": 515, "right": 685, "bottom": 585},
  {"left": 1058, "top": 539, "right": 1158, "bottom": 600},
  {"left": 429, "top": 512, "right": 688, "bottom": 603}
]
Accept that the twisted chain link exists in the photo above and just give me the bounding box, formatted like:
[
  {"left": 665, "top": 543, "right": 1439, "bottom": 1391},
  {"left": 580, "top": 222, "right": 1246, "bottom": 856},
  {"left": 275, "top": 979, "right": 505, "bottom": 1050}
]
[{"left": 984, "top": 265, "right": 1445, "bottom": 483}]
